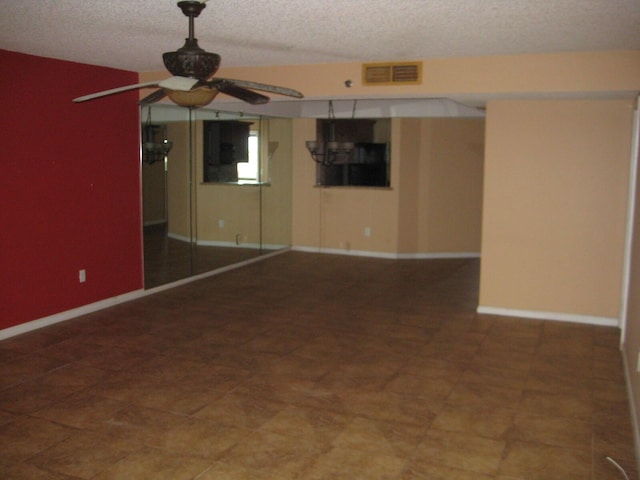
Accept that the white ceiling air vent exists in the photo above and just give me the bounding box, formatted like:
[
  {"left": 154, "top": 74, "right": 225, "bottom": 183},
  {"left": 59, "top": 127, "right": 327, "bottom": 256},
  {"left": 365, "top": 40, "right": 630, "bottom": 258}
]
[{"left": 362, "top": 62, "right": 422, "bottom": 86}]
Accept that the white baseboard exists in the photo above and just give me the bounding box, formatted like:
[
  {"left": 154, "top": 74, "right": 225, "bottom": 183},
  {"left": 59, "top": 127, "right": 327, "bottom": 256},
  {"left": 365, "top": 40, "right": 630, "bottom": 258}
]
[
  {"left": 143, "top": 219, "right": 167, "bottom": 227},
  {"left": 196, "top": 239, "right": 287, "bottom": 251},
  {"left": 0, "top": 249, "right": 289, "bottom": 341},
  {"left": 291, "top": 246, "right": 480, "bottom": 260},
  {"left": 166, "top": 233, "right": 286, "bottom": 251},
  {"left": 166, "top": 232, "right": 191, "bottom": 242},
  {"left": 396, "top": 252, "right": 481, "bottom": 260},
  {"left": 476, "top": 305, "right": 619, "bottom": 327},
  {"left": 0, "top": 290, "right": 145, "bottom": 341}
]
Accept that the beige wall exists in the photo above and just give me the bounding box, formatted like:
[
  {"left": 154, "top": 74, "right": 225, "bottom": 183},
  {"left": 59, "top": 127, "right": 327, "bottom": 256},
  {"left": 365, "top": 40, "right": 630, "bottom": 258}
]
[
  {"left": 166, "top": 121, "right": 193, "bottom": 239},
  {"left": 396, "top": 119, "right": 421, "bottom": 253},
  {"left": 291, "top": 118, "right": 401, "bottom": 254},
  {"left": 291, "top": 117, "right": 485, "bottom": 256},
  {"left": 479, "top": 99, "right": 634, "bottom": 321},
  {"left": 260, "top": 119, "right": 293, "bottom": 249},
  {"left": 165, "top": 118, "right": 292, "bottom": 251},
  {"left": 140, "top": 51, "right": 640, "bottom": 109},
  {"left": 184, "top": 51, "right": 640, "bottom": 104},
  {"left": 417, "top": 118, "right": 485, "bottom": 253},
  {"left": 194, "top": 120, "right": 261, "bottom": 247}
]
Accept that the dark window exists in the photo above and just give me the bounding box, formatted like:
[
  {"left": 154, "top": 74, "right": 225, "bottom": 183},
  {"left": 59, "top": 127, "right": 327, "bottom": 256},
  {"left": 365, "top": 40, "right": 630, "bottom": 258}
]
[
  {"left": 314, "top": 119, "right": 390, "bottom": 187},
  {"left": 203, "top": 120, "right": 251, "bottom": 183}
]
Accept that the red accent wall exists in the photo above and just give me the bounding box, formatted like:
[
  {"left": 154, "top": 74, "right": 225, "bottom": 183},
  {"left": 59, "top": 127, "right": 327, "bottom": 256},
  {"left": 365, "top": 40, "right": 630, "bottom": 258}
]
[{"left": 0, "top": 49, "right": 143, "bottom": 330}]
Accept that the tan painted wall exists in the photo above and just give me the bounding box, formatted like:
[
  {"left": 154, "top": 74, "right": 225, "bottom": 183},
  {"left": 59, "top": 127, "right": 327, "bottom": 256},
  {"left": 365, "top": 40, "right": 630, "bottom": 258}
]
[
  {"left": 194, "top": 120, "right": 261, "bottom": 246},
  {"left": 291, "top": 119, "right": 400, "bottom": 253},
  {"left": 291, "top": 117, "right": 485, "bottom": 255},
  {"left": 166, "top": 118, "right": 290, "bottom": 251},
  {"left": 291, "top": 119, "right": 321, "bottom": 248},
  {"left": 140, "top": 50, "right": 640, "bottom": 105},
  {"left": 188, "top": 118, "right": 292, "bottom": 249},
  {"left": 260, "top": 118, "right": 293, "bottom": 248},
  {"left": 479, "top": 99, "right": 634, "bottom": 320},
  {"left": 396, "top": 119, "right": 421, "bottom": 253},
  {"left": 166, "top": 121, "right": 193, "bottom": 239},
  {"left": 417, "top": 118, "right": 485, "bottom": 253}
]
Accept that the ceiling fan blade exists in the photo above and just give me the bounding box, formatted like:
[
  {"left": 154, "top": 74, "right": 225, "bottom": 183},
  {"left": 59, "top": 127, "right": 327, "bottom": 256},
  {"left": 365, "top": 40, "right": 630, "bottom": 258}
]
[
  {"left": 157, "top": 76, "right": 200, "bottom": 91},
  {"left": 139, "top": 89, "right": 168, "bottom": 106},
  {"left": 74, "top": 77, "right": 199, "bottom": 103},
  {"left": 73, "top": 81, "right": 160, "bottom": 103},
  {"left": 212, "top": 80, "right": 270, "bottom": 105},
  {"left": 216, "top": 78, "right": 304, "bottom": 99}
]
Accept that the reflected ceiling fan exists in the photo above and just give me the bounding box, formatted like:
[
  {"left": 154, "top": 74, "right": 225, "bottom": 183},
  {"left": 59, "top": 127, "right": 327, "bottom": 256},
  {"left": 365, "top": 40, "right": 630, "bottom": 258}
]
[{"left": 73, "top": 0, "right": 303, "bottom": 108}]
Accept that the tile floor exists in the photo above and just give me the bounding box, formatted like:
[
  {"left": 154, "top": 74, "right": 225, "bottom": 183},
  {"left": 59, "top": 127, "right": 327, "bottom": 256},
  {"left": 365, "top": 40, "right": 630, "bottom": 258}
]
[{"left": 0, "top": 252, "right": 637, "bottom": 479}]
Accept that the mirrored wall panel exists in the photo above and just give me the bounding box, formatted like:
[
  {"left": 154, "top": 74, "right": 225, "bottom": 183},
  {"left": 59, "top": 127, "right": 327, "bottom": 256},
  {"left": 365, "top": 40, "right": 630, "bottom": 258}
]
[{"left": 141, "top": 105, "right": 292, "bottom": 288}]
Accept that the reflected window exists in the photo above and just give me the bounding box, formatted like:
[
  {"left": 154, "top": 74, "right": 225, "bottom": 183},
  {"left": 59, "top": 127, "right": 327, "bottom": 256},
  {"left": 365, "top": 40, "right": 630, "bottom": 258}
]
[
  {"left": 313, "top": 119, "right": 391, "bottom": 187},
  {"left": 237, "top": 132, "right": 259, "bottom": 182},
  {"left": 203, "top": 120, "right": 264, "bottom": 184}
]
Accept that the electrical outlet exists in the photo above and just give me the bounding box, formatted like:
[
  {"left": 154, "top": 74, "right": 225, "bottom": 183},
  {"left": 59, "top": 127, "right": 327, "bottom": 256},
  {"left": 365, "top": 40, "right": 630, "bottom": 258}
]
[
  {"left": 78, "top": 269, "right": 86, "bottom": 283},
  {"left": 364, "top": 227, "right": 372, "bottom": 237},
  {"left": 218, "top": 219, "right": 225, "bottom": 228}
]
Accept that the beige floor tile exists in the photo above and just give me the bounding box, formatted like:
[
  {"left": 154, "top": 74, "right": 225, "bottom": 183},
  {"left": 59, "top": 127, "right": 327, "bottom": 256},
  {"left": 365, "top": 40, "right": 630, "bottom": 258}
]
[
  {"left": 0, "top": 354, "right": 65, "bottom": 389},
  {"left": 98, "top": 404, "right": 188, "bottom": 444},
  {"left": 303, "top": 446, "right": 406, "bottom": 480},
  {"left": 430, "top": 404, "right": 513, "bottom": 439},
  {"left": 446, "top": 380, "right": 523, "bottom": 409},
  {"left": 27, "top": 430, "right": 134, "bottom": 479},
  {"left": 498, "top": 440, "right": 591, "bottom": 479},
  {"left": 384, "top": 373, "right": 457, "bottom": 403},
  {"left": 38, "top": 363, "right": 110, "bottom": 387},
  {"left": 0, "top": 380, "right": 83, "bottom": 415},
  {"left": 32, "top": 391, "right": 126, "bottom": 430},
  {"left": 152, "top": 417, "right": 251, "bottom": 459},
  {"left": 194, "top": 392, "right": 288, "bottom": 430},
  {"left": 3, "top": 462, "right": 80, "bottom": 480},
  {"left": 196, "top": 461, "right": 289, "bottom": 480},
  {"left": 0, "top": 416, "right": 72, "bottom": 464},
  {"left": 401, "top": 459, "right": 495, "bottom": 479},
  {"left": 413, "top": 429, "right": 506, "bottom": 475},
  {"left": 473, "top": 347, "right": 535, "bottom": 375},
  {"left": 518, "top": 389, "right": 593, "bottom": 421},
  {"left": 399, "top": 357, "right": 466, "bottom": 381},
  {"left": 331, "top": 415, "right": 425, "bottom": 458},
  {"left": 342, "top": 390, "right": 439, "bottom": 426},
  {"left": 0, "top": 253, "right": 634, "bottom": 479},
  {"left": 92, "top": 447, "right": 212, "bottom": 480},
  {"left": 221, "top": 429, "right": 320, "bottom": 477},
  {"left": 506, "top": 412, "right": 592, "bottom": 451},
  {"left": 260, "top": 404, "right": 351, "bottom": 451}
]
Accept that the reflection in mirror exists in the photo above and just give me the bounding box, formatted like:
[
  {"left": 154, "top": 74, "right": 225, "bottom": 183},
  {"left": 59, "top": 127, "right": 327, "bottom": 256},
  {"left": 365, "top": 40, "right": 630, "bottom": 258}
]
[
  {"left": 141, "top": 105, "right": 292, "bottom": 288},
  {"left": 311, "top": 118, "right": 391, "bottom": 187}
]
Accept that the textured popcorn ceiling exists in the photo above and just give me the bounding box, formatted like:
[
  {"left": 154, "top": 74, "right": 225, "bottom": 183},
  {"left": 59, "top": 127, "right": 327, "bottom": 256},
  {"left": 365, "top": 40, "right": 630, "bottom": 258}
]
[{"left": 1, "top": 0, "right": 639, "bottom": 72}]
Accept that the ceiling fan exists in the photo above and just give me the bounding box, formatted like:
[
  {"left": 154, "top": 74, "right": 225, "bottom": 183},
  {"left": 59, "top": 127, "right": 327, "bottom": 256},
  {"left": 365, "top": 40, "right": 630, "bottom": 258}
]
[{"left": 73, "top": 0, "right": 303, "bottom": 108}]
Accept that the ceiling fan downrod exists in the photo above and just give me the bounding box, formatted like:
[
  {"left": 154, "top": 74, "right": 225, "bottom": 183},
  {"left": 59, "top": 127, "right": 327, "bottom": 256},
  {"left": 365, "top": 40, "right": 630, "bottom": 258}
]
[
  {"left": 178, "top": 0, "right": 205, "bottom": 39},
  {"left": 162, "top": 1, "right": 221, "bottom": 80}
]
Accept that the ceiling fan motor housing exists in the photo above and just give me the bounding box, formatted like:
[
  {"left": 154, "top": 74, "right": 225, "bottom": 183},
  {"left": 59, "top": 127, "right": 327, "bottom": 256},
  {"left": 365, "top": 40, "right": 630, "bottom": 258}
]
[{"left": 163, "top": 41, "right": 221, "bottom": 79}]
